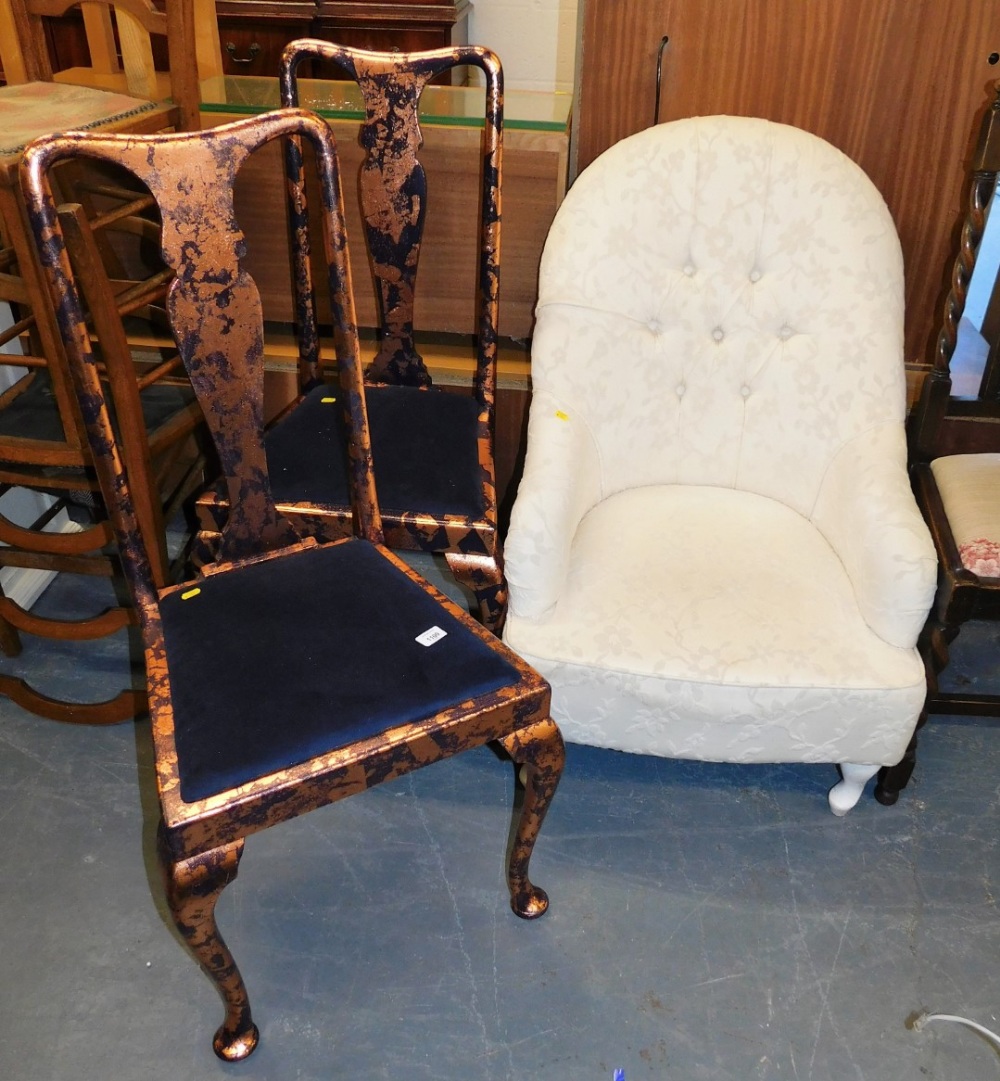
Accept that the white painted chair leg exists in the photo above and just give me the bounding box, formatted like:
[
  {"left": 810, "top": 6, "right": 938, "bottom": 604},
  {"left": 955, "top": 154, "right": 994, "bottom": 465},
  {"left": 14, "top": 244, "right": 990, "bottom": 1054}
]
[{"left": 828, "top": 763, "right": 880, "bottom": 816}]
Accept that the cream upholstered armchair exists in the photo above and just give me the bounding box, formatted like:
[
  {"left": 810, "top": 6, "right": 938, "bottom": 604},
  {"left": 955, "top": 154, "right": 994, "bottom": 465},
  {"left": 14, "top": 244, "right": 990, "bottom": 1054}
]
[{"left": 503, "top": 116, "right": 938, "bottom": 815}]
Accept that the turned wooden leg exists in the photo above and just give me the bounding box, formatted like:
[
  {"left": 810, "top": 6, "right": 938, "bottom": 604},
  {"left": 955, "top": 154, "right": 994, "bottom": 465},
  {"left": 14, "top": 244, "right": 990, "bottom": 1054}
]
[
  {"left": 920, "top": 617, "right": 959, "bottom": 709},
  {"left": 444, "top": 551, "right": 507, "bottom": 636},
  {"left": 876, "top": 709, "right": 927, "bottom": 806},
  {"left": 497, "top": 717, "right": 565, "bottom": 919},
  {"left": 0, "top": 581, "right": 22, "bottom": 657},
  {"left": 873, "top": 613, "right": 945, "bottom": 806},
  {"left": 157, "top": 824, "right": 259, "bottom": 1061}
]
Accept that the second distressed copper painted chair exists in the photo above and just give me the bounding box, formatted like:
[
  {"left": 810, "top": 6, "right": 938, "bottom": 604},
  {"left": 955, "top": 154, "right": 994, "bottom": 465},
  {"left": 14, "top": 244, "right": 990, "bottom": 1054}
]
[
  {"left": 21, "top": 108, "right": 562, "bottom": 1061},
  {"left": 196, "top": 42, "right": 509, "bottom": 632}
]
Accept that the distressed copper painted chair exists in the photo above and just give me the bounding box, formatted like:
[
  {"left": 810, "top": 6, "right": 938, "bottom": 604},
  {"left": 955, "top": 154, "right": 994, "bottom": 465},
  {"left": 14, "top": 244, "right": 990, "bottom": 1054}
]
[
  {"left": 195, "top": 42, "right": 509, "bottom": 632},
  {"left": 0, "top": 0, "right": 206, "bottom": 723},
  {"left": 877, "top": 85, "right": 1000, "bottom": 802},
  {"left": 21, "top": 108, "right": 563, "bottom": 1060}
]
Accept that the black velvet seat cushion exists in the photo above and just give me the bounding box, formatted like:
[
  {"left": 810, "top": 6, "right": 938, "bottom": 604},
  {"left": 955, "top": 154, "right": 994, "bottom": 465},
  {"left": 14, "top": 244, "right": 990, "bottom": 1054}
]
[
  {"left": 158, "top": 539, "right": 519, "bottom": 803},
  {"left": 265, "top": 384, "right": 485, "bottom": 519}
]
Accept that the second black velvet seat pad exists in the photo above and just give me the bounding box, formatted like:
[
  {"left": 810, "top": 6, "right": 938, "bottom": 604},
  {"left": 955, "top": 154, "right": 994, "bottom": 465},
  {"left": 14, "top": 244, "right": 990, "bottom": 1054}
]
[
  {"left": 265, "top": 384, "right": 485, "bottom": 519},
  {"left": 159, "top": 539, "right": 519, "bottom": 803}
]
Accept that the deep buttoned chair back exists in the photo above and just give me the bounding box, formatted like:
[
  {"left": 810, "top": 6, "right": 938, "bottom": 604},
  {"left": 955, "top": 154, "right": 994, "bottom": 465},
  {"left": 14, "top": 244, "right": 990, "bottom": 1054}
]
[{"left": 503, "top": 116, "right": 937, "bottom": 815}]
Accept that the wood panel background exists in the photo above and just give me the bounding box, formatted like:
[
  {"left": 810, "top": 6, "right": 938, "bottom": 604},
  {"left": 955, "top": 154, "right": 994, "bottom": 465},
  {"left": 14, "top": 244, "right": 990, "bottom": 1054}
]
[{"left": 576, "top": 0, "right": 1000, "bottom": 368}]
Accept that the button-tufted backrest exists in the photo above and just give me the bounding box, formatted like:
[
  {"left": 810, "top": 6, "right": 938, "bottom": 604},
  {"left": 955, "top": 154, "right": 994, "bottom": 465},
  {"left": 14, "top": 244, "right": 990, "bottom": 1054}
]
[{"left": 532, "top": 115, "right": 905, "bottom": 517}]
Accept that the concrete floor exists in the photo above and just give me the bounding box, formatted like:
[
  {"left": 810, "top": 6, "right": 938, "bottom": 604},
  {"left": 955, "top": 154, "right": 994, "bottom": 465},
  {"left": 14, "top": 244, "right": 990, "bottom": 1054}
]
[{"left": 2, "top": 559, "right": 1000, "bottom": 1081}]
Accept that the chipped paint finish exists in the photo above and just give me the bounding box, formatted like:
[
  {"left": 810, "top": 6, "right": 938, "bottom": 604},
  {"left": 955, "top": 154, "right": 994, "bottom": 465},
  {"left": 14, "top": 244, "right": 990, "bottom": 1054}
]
[
  {"left": 157, "top": 826, "right": 259, "bottom": 1060},
  {"left": 353, "top": 58, "right": 432, "bottom": 387},
  {"left": 283, "top": 42, "right": 502, "bottom": 390},
  {"left": 221, "top": 40, "right": 507, "bottom": 633},
  {"left": 497, "top": 716, "right": 565, "bottom": 917},
  {"left": 20, "top": 111, "right": 560, "bottom": 1061}
]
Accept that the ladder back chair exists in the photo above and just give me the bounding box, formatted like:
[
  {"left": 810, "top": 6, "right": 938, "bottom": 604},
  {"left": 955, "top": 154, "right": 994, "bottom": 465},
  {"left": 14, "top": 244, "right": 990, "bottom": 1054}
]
[
  {"left": 0, "top": 0, "right": 207, "bottom": 723},
  {"left": 878, "top": 83, "right": 1000, "bottom": 802},
  {"left": 21, "top": 108, "right": 563, "bottom": 1061},
  {"left": 195, "top": 41, "right": 509, "bottom": 633},
  {"left": 0, "top": 0, "right": 203, "bottom": 131}
]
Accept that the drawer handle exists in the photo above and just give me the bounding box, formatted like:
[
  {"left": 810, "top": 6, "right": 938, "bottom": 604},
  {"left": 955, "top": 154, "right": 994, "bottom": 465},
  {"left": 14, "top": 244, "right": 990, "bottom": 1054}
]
[{"left": 225, "top": 42, "right": 262, "bottom": 64}]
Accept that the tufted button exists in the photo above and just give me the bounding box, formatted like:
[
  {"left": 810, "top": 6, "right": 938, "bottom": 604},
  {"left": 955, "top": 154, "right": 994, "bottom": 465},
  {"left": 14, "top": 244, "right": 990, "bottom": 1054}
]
[
  {"left": 740, "top": 384, "right": 752, "bottom": 398},
  {"left": 683, "top": 264, "right": 696, "bottom": 277},
  {"left": 712, "top": 327, "right": 724, "bottom": 342},
  {"left": 749, "top": 269, "right": 762, "bottom": 283},
  {"left": 676, "top": 383, "right": 686, "bottom": 398},
  {"left": 647, "top": 318, "right": 661, "bottom": 334},
  {"left": 778, "top": 324, "right": 794, "bottom": 340}
]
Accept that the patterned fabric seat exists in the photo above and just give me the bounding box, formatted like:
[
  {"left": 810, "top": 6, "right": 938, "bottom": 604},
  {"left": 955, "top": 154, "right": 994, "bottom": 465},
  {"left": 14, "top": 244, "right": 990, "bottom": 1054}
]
[
  {"left": 0, "top": 81, "right": 156, "bottom": 157},
  {"left": 929, "top": 454, "right": 1000, "bottom": 576}
]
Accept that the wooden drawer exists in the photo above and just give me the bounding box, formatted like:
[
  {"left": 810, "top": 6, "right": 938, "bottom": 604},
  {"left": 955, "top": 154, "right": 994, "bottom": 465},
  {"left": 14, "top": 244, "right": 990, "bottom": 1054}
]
[
  {"left": 214, "top": 1, "right": 314, "bottom": 76},
  {"left": 216, "top": 1, "right": 470, "bottom": 78},
  {"left": 37, "top": 2, "right": 471, "bottom": 83},
  {"left": 313, "top": 0, "right": 470, "bottom": 52}
]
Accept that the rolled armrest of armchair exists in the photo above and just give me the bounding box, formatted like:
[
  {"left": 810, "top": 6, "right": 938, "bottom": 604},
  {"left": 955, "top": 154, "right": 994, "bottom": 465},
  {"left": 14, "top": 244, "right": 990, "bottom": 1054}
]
[
  {"left": 811, "top": 423, "right": 937, "bottom": 648},
  {"left": 504, "top": 390, "right": 603, "bottom": 622}
]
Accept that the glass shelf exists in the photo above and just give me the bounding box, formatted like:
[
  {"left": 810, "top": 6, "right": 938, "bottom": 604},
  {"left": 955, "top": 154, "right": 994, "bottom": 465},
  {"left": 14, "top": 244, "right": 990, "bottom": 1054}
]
[{"left": 199, "top": 75, "right": 572, "bottom": 132}]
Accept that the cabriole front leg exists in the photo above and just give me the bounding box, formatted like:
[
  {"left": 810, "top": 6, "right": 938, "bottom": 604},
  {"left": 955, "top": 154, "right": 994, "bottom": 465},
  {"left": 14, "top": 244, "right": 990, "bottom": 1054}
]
[
  {"left": 444, "top": 551, "right": 507, "bottom": 635},
  {"left": 157, "top": 825, "right": 259, "bottom": 1060},
  {"left": 497, "top": 717, "right": 565, "bottom": 918}
]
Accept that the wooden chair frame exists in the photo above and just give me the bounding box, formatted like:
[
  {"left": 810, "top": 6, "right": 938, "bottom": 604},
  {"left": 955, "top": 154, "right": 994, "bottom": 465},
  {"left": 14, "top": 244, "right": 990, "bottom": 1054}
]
[
  {"left": 0, "top": 0, "right": 205, "bottom": 723},
  {"left": 21, "top": 108, "right": 563, "bottom": 1060},
  {"left": 0, "top": 0, "right": 201, "bottom": 129}
]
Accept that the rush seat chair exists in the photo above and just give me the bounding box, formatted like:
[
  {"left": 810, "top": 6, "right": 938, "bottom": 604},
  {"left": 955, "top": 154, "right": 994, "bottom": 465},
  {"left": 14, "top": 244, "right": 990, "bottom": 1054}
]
[
  {"left": 195, "top": 42, "right": 509, "bottom": 632},
  {"left": 502, "top": 115, "right": 937, "bottom": 816},
  {"left": 21, "top": 107, "right": 563, "bottom": 1059},
  {"left": 0, "top": 0, "right": 205, "bottom": 722}
]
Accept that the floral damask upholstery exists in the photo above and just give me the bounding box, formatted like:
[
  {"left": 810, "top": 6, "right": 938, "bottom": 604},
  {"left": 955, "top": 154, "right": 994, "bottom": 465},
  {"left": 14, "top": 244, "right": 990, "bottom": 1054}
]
[{"left": 503, "top": 116, "right": 937, "bottom": 815}]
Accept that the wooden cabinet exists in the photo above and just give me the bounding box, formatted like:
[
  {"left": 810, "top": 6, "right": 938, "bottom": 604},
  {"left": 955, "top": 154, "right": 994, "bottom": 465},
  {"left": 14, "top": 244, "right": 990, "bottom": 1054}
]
[
  {"left": 214, "top": 1, "right": 313, "bottom": 75},
  {"left": 31, "top": 2, "right": 470, "bottom": 83},
  {"left": 214, "top": 0, "right": 469, "bottom": 77},
  {"left": 576, "top": 0, "right": 1000, "bottom": 371},
  {"left": 313, "top": 1, "right": 470, "bottom": 51}
]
